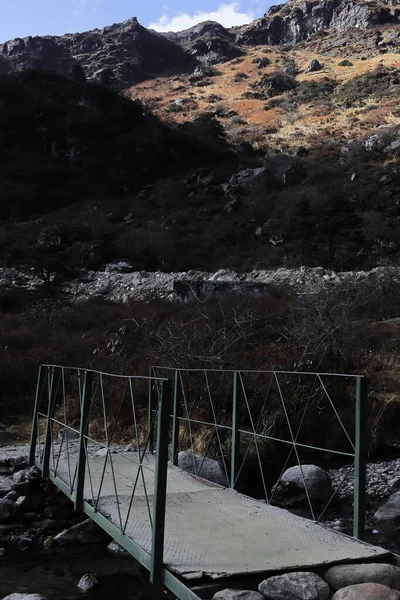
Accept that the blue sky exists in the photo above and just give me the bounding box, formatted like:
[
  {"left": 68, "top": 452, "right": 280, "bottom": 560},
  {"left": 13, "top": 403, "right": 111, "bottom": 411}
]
[{"left": 0, "top": 0, "right": 282, "bottom": 43}]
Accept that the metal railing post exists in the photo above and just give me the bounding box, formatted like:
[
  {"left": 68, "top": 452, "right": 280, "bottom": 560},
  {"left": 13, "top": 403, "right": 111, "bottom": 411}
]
[
  {"left": 42, "top": 366, "right": 58, "bottom": 478},
  {"left": 171, "top": 370, "right": 181, "bottom": 466},
  {"left": 230, "top": 371, "right": 241, "bottom": 489},
  {"left": 353, "top": 376, "right": 368, "bottom": 540},
  {"left": 74, "top": 370, "right": 93, "bottom": 513},
  {"left": 29, "top": 364, "right": 44, "bottom": 466},
  {"left": 150, "top": 379, "right": 172, "bottom": 585},
  {"left": 148, "top": 367, "right": 157, "bottom": 453}
]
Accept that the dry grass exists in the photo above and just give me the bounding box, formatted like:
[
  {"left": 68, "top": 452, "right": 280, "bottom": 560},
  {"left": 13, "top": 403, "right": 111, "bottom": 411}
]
[{"left": 129, "top": 47, "right": 400, "bottom": 152}]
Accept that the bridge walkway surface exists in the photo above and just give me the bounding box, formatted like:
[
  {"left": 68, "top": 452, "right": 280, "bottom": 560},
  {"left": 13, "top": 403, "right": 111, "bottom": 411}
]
[{"left": 30, "top": 365, "right": 392, "bottom": 600}]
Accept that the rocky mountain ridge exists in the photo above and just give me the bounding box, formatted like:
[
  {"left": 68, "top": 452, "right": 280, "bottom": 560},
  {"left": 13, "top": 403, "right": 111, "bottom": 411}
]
[
  {"left": 1, "top": 0, "right": 399, "bottom": 85},
  {"left": 237, "top": 0, "right": 400, "bottom": 46}
]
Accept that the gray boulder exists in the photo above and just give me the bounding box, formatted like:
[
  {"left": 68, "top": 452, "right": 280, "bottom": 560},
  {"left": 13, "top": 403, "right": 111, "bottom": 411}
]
[
  {"left": 0, "top": 476, "right": 13, "bottom": 498},
  {"left": 272, "top": 465, "right": 334, "bottom": 506},
  {"left": 374, "top": 492, "right": 400, "bottom": 534},
  {"left": 332, "top": 583, "right": 400, "bottom": 600},
  {"left": 324, "top": 563, "right": 400, "bottom": 591},
  {"left": 259, "top": 572, "right": 329, "bottom": 600},
  {"left": 305, "top": 59, "right": 322, "bottom": 73},
  {"left": 0, "top": 498, "right": 18, "bottom": 523},
  {"left": 52, "top": 519, "right": 107, "bottom": 545},
  {"left": 213, "top": 591, "right": 263, "bottom": 600},
  {"left": 177, "top": 452, "right": 228, "bottom": 487},
  {"left": 77, "top": 573, "right": 99, "bottom": 592}
]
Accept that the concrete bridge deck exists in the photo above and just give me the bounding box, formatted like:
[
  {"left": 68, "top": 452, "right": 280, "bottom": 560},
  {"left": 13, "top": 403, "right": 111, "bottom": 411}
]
[{"left": 49, "top": 442, "right": 389, "bottom": 581}]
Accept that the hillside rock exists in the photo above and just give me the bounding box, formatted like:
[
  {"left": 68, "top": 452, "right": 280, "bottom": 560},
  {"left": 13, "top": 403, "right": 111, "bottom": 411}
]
[
  {"left": 236, "top": 0, "right": 400, "bottom": 46},
  {"left": 168, "top": 21, "right": 242, "bottom": 64},
  {"left": 0, "top": 17, "right": 194, "bottom": 84}
]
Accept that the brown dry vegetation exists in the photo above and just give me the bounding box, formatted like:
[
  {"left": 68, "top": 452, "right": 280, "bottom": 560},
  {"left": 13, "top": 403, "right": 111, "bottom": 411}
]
[
  {"left": 2, "top": 285, "right": 400, "bottom": 458},
  {"left": 129, "top": 47, "right": 400, "bottom": 153}
]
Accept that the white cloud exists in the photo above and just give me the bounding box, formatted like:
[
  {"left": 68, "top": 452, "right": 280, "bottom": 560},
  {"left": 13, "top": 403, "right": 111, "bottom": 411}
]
[{"left": 148, "top": 2, "right": 254, "bottom": 32}]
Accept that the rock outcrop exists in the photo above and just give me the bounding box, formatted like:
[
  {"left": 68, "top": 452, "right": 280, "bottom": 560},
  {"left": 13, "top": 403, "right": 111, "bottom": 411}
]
[
  {"left": 0, "top": 18, "right": 194, "bottom": 85},
  {"left": 236, "top": 0, "right": 400, "bottom": 46}
]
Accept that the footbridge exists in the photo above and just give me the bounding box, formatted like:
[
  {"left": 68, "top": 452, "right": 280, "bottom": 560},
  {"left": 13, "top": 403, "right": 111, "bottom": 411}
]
[{"left": 30, "top": 365, "right": 391, "bottom": 599}]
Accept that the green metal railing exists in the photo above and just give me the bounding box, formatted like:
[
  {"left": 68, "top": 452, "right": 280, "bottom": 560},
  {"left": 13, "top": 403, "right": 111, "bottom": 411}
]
[
  {"left": 30, "top": 363, "right": 369, "bottom": 600},
  {"left": 29, "top": 365, "right": 179, "bottom": 589},
  {"left": 151, "top": 366, "right": 368, "bottom": 540}
]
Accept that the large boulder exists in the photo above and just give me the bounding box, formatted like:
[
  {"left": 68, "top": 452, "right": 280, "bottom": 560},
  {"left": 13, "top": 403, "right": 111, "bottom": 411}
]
[
  {"left": 374, "top": 492, "right": 400, "bottom": 534},
  {"left": 272, "top": 465, "right": 334, "bottom": 507},
  {"left": 324, "top": 563, "right": 400, "bottom": 591},
  {"left": 332, "top": 583, "right": 400, "bottom": 600},
  {"left": 305, "top": 59, "right": 322, "bottom": 73},
  {"left": 0, "top": 476, "right": 13, "bottom": 498},
  {"left": 258, "top": 572, "right": 330, "bottom": 600},
  {"left": 213, "top": 591, "right": 263, "bottom": 600},
  {"left": 177, "top": 452, "right": 228, "bottom": 487}
]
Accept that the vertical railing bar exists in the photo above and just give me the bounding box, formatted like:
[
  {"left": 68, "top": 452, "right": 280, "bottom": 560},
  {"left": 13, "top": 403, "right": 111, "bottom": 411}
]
[
  {"left": 42, "top": 366, "right": 57, "bottom": 478},
  {"left": 50, "top": 370, "right": 63, "bottom": 475},
  {"left": 61, "top": 368, "right": 73, "bottom": 488},
  {"left": 231, "top": 370, "right": 240, "bottom": 489},
  {"left": 128, "top": 379, "right": 139, "bottom": 455},
  {"left": 171, "top": 370, "right": 182, "bottom": 466},
  {"left": 148, "top": 367, "right": 156, "bottom": 453},
  {"left": 29, "top": 365, "right": 44, "bottom": 466},
  {"left": 100, "top": 373, "right": 109, "bottom": 447},
  {"left": 353, "top": 376, "right": 368, "bottom": 540},
  {"left": 84, "top": 438, "right": 96, "bottom": 507},
  {"left": 74, "top": 370, "right": 93, "bottom": 513},
  {"left": 150, "top": 379, "right": 172, "bottom": 585}
]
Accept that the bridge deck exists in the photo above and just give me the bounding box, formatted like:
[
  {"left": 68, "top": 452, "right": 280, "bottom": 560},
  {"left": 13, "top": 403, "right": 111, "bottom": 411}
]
[{"left": 51, "top": 443, "right": 389, "bottom": 580}]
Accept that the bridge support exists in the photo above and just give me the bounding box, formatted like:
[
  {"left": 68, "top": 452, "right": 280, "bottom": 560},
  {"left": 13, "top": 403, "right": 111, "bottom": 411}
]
[
  {"left": 353, "top": 376, "right": 368, "bottom": 540},
  {"left": 230, "top": 371, "right": 241, "bottom": 489},
  {"left": 150, "top": 379, "right": 172, "bottom": 584},
  {"left": 74, "top": 370, "right": 93, "bottom": 513}
]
